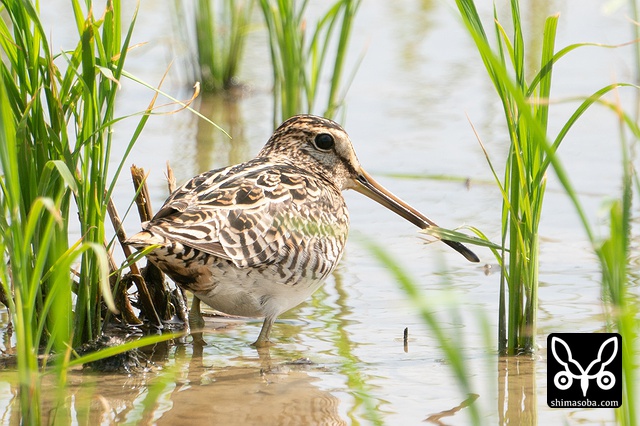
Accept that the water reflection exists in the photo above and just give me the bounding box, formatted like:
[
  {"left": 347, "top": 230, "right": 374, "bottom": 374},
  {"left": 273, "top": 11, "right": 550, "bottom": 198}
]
[
  {"left": 195, "top": 93, "right": 250, "bottom": 173},
  {"left": 385, "top": 0, "right": 435, "bottom": 67},
  {"left": 424, "top": 393, "right": 479, "bottom": 425},
  {"left": 330, "top": 270, "right": 384, "bottom": 423},
  {"left": 155, "top": 344, "right": 345, "bottom": 425},
  {"left": 0, "top": 339, "right": 347, "bottom": 425},
  {"left": 522, "top": 0, "right": 558, "bottom": 80},
  {"left": 498, "top": 356, "right": 538, "bottom": 425}
]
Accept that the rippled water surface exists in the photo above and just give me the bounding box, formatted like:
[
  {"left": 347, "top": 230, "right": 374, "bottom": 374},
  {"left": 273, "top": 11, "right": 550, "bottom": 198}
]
[{"left": 1, "top": 0, "right": 639, "bottom": 424}]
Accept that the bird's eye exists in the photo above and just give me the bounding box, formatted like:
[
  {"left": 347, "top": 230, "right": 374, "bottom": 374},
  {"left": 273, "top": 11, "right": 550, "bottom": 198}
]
[{"left": 314, "top": 133, "right": 335, "bottom": 150}]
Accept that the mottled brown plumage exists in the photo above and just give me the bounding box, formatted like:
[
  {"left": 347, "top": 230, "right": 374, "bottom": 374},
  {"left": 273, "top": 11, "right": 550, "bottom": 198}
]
[{"left": 127, "top": 115, "right": 478, "bottom": 347}]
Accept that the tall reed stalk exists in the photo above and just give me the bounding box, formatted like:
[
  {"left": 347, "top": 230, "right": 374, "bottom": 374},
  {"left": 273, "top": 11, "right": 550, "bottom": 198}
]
[
  {"left": 454, "top": 0, "right": 635, "bottom": 355},
  {"left": 0, "top": 0, "right": 165, "bottom": 422},
  {"left": 191, "top": 0, "right": 253, "bottom": 92},
  {"left": 599, "top": 124, "right": 637, "bottom": 426},
  {"left": 552, "top": 101, "right": 638, "bottom": 425},
  {"left": 259, "top": 0, "right": 361, "bottom": 124},
  {"left": 453, "top": 0, "right": 556, "bottom": 355}
]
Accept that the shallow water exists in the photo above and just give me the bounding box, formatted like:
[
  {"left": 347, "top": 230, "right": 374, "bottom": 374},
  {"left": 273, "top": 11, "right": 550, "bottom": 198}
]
[{"left": 1, "top": 0, "right": 639, "bottom": 424}]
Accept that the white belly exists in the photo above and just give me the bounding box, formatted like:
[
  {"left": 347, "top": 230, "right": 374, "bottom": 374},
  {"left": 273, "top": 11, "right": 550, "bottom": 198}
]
[
  {"left": 142, "top": 232, "right": 345, "bottom": 320},
  {"left": 196, "top": 267, "right": 327, "bottom": 319}
]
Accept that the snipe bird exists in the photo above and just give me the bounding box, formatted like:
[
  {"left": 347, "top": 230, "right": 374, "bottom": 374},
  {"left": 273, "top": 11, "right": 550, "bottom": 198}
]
[{"left": 127, "top": 115, "right": 478, "bottom": 347}]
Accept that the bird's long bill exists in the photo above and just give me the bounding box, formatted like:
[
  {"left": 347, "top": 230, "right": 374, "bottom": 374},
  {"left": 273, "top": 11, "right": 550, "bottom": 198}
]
[{"left": 353, "top": 169, "right": 479, "bottom": 263}]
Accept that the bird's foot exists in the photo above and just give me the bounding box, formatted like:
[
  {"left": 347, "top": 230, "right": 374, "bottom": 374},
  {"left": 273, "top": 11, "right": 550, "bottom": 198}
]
[{"left": 251, "top": 335, "right": 273, "bottom": 348}]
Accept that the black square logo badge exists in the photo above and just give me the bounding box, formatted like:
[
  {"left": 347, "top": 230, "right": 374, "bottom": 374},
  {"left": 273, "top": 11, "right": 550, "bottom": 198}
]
[{"left": 547, "top": 333, "right": 622, "bottom": 408}]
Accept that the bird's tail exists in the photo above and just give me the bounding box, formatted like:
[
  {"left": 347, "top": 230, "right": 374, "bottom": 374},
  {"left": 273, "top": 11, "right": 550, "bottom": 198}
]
[{"left": 125, "top": 230, "right": 167, "bottom": 250}]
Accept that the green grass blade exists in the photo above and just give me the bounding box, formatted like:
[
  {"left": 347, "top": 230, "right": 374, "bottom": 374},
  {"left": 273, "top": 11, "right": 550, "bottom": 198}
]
[
  {"left": 420, "top": 226, "right": 503, "bottom": 251},
  {"left": 363, "top": 237, "right": 483, "bottom": 425}
]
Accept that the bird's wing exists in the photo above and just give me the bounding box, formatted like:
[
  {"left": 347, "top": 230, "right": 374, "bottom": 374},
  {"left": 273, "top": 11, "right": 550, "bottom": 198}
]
[{"left": 144, "top": 162, "right": 349, "bottom": 269}]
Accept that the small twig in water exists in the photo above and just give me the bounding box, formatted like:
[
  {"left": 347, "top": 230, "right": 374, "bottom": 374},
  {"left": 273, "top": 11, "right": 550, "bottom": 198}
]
[
  {"left": 107, "top": 196, "right": 157, "bottom": 326},
  {"left": 403, "top": 327, "right": 409, "bottom": 353}
]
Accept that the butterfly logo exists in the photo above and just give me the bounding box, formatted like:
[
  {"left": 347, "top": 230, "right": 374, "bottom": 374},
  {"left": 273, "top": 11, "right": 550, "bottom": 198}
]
[{"left": 551, "top": 335, "right": 618, "bottom": 397}]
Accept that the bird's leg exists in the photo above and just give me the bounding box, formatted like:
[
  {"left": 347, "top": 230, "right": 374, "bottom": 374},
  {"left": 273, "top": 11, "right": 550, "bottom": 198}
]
[
  {"left": 252, "top": 316, "right": 275, "bottom": 348},
  {"left": 188, "top": 296, "right": 205, "bottom": 332},
  {"left": 188, "top": 296, "right": 207, "bottom": 345}
]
